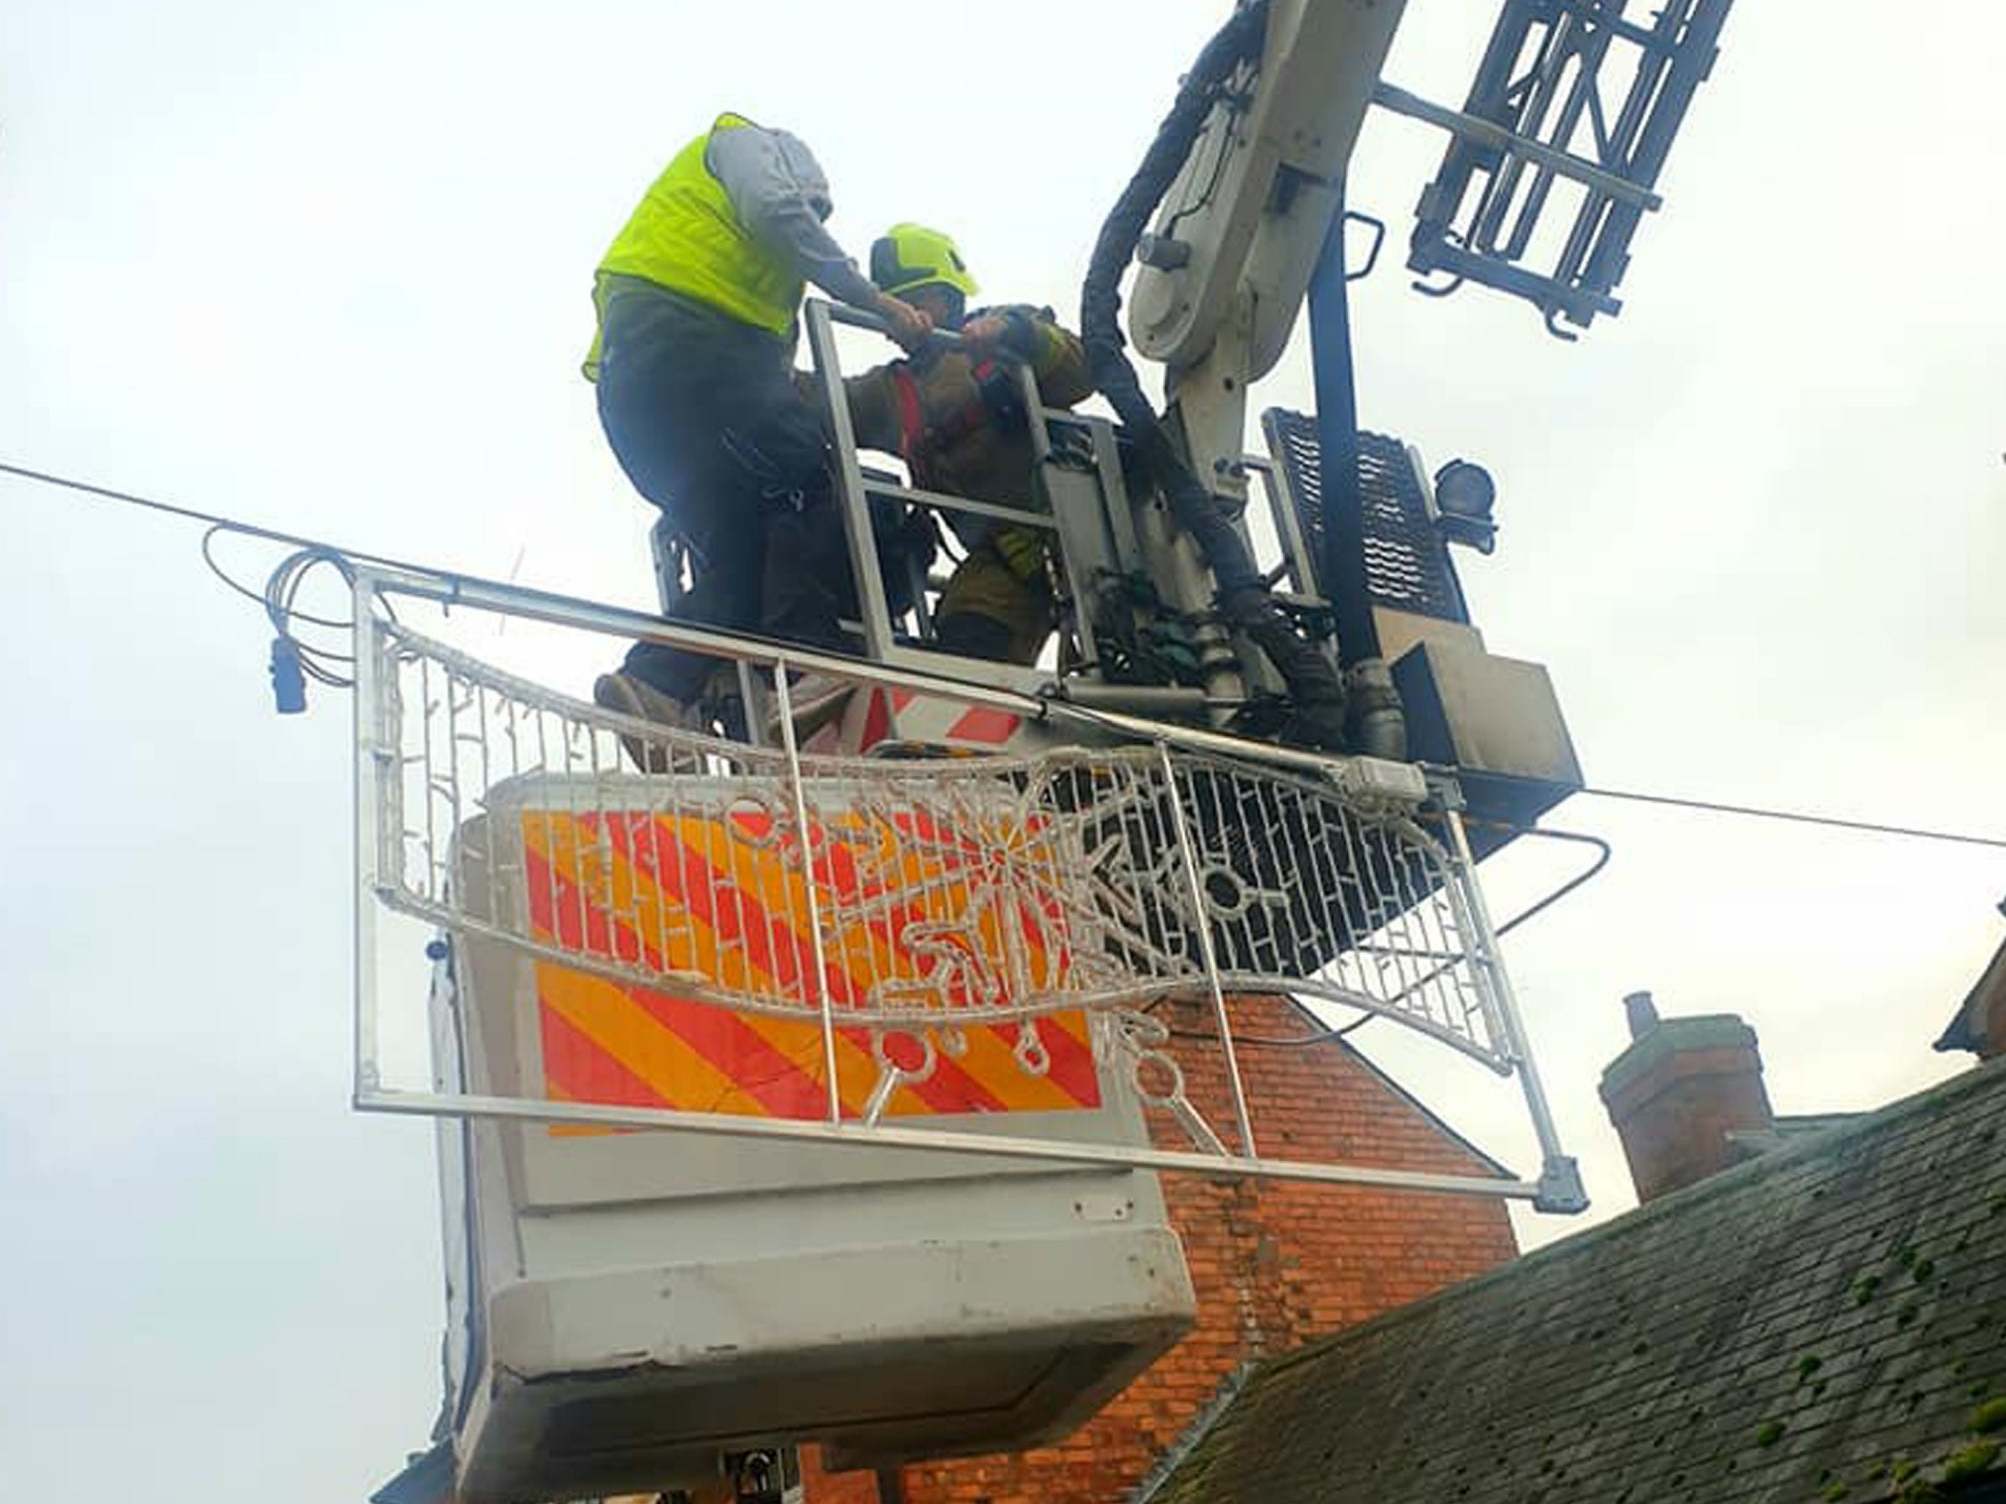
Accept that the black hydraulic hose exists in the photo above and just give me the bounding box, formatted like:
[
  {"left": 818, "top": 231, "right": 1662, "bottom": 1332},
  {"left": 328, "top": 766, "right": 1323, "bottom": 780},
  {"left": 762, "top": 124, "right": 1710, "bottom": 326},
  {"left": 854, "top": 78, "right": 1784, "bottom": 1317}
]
[
  {"left": 1078, "top": 0, "right": 1266, "bottom": 593},
  {"left": 1078, "top": 0, "right": 1350, "bottom": 749}
]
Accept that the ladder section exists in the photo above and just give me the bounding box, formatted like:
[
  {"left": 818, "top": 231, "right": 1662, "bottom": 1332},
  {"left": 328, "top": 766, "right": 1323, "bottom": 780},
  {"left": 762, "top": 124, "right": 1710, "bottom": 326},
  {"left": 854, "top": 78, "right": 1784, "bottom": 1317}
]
[{"left": 1396, "top": 0, "right": 1734, "bottom": 335}]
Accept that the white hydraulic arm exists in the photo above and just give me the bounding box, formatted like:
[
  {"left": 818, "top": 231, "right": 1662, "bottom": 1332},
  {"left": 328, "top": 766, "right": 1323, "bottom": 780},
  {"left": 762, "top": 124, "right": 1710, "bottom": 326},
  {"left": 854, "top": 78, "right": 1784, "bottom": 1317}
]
[
  {"left": 1082, "top": 0, "right": 1410, "bottom": 755},
  {"left": 1130, "top": 0, "right": 1405, "bottom": 480}
]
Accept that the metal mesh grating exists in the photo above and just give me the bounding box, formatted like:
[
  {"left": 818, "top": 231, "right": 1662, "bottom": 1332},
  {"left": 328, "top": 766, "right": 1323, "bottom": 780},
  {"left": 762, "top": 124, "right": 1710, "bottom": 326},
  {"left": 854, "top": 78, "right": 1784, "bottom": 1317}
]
[{"left": 1262, "top": 409, "right": 1469, "bottom": 623}]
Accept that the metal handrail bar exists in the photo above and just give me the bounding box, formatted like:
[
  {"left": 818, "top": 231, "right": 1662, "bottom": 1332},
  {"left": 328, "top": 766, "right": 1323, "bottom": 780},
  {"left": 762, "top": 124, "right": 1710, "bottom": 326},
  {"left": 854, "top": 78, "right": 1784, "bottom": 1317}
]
[
  {"left": 863, "top": 477, "right": 1058, "bottom": 533},
  {"left": 353, "top": 1085, "right": 1543, "bottom": 1201}
]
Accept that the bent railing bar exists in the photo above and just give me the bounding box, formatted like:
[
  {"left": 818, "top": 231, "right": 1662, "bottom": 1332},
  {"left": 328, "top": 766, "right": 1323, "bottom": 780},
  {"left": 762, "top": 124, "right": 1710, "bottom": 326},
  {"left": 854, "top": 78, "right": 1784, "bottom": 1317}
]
[
  {"left": 352, "top": 576, "right": 390, "bottom": 1101},
  {"left": 1442, "top": 805, "right": 1569, "bottom": 1170},
  {"left": 773, "top": 659, "right": 845, "bottom": 1125},
  {"left": 347, "top": 604, "right": 1580, "bottom": 1205},
  {"left": 1159, "top": 742, "right": 1258, "bottom": 1159}
]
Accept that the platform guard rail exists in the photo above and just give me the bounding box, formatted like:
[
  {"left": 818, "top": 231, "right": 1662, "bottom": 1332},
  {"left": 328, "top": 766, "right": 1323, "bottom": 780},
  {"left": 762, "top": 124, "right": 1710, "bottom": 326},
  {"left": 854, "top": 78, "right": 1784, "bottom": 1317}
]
[{"left": 348, "top": 564, "right": 1584, "bottom": 1211}]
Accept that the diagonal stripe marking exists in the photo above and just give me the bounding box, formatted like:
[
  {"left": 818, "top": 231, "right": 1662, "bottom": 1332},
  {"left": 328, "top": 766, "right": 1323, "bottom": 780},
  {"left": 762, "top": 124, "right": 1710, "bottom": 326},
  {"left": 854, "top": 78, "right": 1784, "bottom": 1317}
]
[
  {"left": 539, "top": 965, "right": 759, "bottom": 1114},
  {"left": 521, "top": 806, "right": 1097, "bottom": 1117}
]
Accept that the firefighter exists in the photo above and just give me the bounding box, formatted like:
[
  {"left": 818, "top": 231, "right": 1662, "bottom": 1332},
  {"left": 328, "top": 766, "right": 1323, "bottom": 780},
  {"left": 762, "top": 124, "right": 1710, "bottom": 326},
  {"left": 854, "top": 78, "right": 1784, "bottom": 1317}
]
[
  {"left": 838, "top": 223, "right": 1092, "bottom": 665},
  {"left": 584, "top": 113, "right": 933, "bottom": 735}
]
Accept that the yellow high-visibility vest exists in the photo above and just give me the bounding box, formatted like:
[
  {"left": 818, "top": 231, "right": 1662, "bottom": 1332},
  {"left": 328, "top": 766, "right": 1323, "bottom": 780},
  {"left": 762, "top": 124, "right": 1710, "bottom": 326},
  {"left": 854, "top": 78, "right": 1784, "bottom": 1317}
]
[{"left": 583, "top": 112, "right": 802, "bottom": 380}]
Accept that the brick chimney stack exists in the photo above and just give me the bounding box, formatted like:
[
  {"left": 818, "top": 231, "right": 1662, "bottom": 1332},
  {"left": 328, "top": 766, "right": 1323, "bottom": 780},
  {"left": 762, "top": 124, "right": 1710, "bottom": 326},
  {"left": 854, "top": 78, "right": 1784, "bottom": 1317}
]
[{"left": 1598, "top": 992, "right": 1774, "bottom": 1204}]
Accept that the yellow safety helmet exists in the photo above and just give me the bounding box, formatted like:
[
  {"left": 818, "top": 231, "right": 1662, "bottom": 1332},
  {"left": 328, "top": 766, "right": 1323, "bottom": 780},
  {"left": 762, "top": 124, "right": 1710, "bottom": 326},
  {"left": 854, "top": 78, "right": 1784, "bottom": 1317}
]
[{"left": 869, "top": 222, "right": 980, "bottom": 300}]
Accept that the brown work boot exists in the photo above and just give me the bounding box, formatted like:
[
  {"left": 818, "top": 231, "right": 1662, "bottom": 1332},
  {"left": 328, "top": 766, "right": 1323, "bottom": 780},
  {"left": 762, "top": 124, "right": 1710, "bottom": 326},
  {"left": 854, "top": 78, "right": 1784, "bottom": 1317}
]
[{"left": 593, "top": 671, "right": 698, "bottom": 773}]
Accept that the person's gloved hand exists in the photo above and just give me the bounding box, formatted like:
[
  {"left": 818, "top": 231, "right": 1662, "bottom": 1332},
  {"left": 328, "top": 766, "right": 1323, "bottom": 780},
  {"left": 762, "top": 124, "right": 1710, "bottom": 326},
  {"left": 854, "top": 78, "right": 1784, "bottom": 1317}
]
[
  {"left": 874, "top": 292, "right": 934, "bottom": 352},
  {"left": 957, "top": 310, "right": 1039, "bottom": 360},
  {"left": 957, "top": 313, "right": 1011, "bottom": 356}
]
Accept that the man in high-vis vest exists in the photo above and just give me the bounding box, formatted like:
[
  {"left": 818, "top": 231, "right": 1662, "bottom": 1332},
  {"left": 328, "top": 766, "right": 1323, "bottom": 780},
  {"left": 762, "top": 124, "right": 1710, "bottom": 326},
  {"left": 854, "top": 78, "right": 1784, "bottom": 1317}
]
[
  {"left": 835, "top": 224, "right": 1091, "bottom": 665},
  {"left": 585, "top": 113, "right": 932, "bottom": 736}
]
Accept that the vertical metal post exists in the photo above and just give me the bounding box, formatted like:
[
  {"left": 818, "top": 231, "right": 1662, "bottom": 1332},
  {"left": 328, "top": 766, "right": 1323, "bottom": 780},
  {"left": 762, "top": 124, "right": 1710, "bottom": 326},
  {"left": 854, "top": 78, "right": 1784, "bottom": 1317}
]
[
  {"left": 1090, "top": 421, "right": 1145, "bottom": 571},
  {"left": 1016, "top": 361, "right": 1106, "bottom": 669},
  {"left": 1442, "top": 804, "right": 1568, "bottom": 1168},
  {"left": 1015, "top": 362, "right": 1053, "bottom": 468},
  {"left": 1495, "top": 21, "right": 1620, "bottom": 260},
  {"left": 351, "top": 570, "right": 387, "bottom": 1099},
  {"left": 1248, "top": 445, "right": 1325, "bottom": 608},
  {"left": 1307, "top": 197, "right": 1385, "bottom": 671},
  {"left": 736, "top": 663, "right": 773, "bottom": 748},
  {"left": 775, "top": 659, "right": 844, "bottom": 1124},
  {"left": 804, "top": 300, "right": 897, "bottom": 662},
  {"left": 1158, "top": 742, "right": 1257, "bottom": 1159}
]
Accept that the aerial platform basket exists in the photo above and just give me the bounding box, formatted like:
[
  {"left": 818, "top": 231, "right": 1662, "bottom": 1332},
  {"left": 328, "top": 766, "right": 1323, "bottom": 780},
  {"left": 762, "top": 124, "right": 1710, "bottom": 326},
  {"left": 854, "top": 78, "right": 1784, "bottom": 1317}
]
[
  {"left": 434, "top": 768, "right": 1195, "bottom": 1500},
  {"left": 348, "top": 566, "right": 1583, "bottom": 1501}
]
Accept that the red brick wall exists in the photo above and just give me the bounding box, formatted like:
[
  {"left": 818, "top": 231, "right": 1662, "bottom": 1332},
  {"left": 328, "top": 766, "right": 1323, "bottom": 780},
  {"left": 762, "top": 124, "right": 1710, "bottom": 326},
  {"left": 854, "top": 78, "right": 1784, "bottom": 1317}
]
[{"left": 806, "top": 994, "right": 1519, "bottom": 1504}]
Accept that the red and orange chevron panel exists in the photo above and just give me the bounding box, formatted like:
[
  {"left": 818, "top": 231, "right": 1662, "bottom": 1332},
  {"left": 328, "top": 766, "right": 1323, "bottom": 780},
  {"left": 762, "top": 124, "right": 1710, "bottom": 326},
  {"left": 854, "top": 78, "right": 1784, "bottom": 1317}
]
[{"left": 519, "top": 804, "right": 1101, "bottom": 1121}]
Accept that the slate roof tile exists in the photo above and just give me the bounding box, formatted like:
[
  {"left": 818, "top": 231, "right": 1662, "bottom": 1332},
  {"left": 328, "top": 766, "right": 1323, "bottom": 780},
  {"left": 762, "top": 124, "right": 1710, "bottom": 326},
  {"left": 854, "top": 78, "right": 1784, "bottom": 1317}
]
[{"left": 1143, "top": 1061, "right": 2006, "bottom": 1504}]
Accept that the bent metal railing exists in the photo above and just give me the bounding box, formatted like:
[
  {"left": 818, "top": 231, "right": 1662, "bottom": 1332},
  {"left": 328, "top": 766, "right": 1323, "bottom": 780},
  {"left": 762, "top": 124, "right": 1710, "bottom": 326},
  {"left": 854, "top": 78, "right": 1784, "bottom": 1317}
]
[{"left": 350, "top": 565, "right": 1585, "bottom": 1209}]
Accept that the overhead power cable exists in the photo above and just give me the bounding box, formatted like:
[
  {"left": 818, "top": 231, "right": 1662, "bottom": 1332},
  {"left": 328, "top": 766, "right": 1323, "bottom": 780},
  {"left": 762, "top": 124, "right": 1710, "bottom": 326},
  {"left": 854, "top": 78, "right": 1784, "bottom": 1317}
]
[
  {"left": 0, "top": 459, "right": 400, "bottom": 697},
  {"left": 5, "top": 456, "right": 2003, "bottom": 849},
  {"left": 0, "top": 459, "right": 446, "bottom": 578},
  {"left": 1575, "top": 784, "right": 2006, "bottom": 851}
]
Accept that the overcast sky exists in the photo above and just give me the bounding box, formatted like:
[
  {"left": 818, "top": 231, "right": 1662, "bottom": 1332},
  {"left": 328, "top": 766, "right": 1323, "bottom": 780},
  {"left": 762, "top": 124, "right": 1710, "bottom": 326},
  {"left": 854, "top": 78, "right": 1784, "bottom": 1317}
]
[{"left": 4, "top": 2, "right": 2003, "bottom": 1499}]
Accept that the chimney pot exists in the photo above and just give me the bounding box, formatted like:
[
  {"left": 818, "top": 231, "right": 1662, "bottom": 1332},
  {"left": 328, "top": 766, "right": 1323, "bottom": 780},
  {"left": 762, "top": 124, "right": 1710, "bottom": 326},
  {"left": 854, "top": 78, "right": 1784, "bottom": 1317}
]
[{"left": 1623, "top": 991, "right": 1659, "bottom": 1040}]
